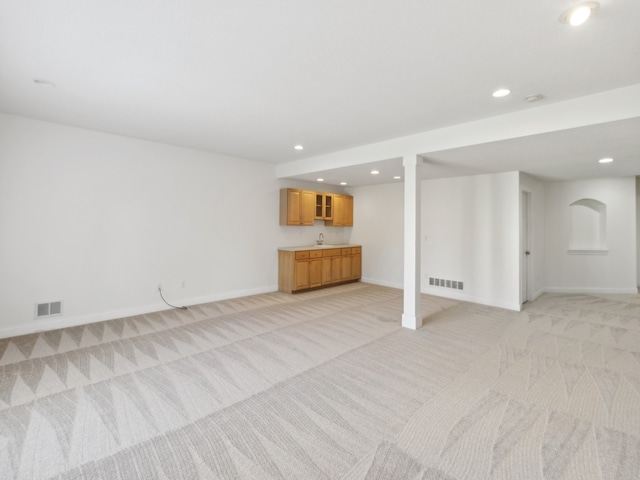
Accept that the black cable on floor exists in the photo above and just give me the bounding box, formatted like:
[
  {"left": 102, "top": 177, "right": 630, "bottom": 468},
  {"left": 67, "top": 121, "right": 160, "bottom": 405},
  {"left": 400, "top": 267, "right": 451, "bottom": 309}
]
[{"left": 159, "top": 286, "right": 188, "bottom": 310}]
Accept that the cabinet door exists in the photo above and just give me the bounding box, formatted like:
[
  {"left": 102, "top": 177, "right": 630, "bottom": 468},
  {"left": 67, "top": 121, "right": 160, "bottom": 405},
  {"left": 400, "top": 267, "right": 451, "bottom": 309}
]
[
  {"left": 309, "top": 258, "right": 322, "bottom": 288},
  {"left": 322, "top": 257, "right": 333, "bottom": 285},
  {"left": 344, "top": 195, "right": 354, "bottom": 226},
  {"left": 315, "top": 193, "right": 334, "bottom": 220},
  {"left": 314, "top": 193, "right": 324, "bottom": 220},
  {"left": 287, "top": 190, "right": 302, "bottom": 225},
  {"left": 301, "top": 190, "right": 315, "bottom": 225},
  {"left": 331, "top": 256, "right": 341, "bottom": 283},
  {"left": 341, "top": 255, "right": 352, "bottom": 281},
  {"left": 324, "top": 194, "right": 333, "bottom": 220},
  {"left": 294, "top": 260, "right": 309, "bottom": 290},
  {"left": 351, "top": 253, "right": 361, "bottom": 279},
  {"left": 332, "top": 195, "right": 344, "bottom": 226}
]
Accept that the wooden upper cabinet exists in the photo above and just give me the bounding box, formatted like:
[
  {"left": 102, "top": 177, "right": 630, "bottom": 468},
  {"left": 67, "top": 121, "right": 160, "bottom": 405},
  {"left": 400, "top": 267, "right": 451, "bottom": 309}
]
[
  {"left": 314, "top": 193, "right": 323, "bottom": 220},
  {"left": 343, "top": 195, "right": 353, "bottom": 226},
  {"left": 287, "top": 189, "right": 301, "bottom": 224},
  {"left": 324, "top": 194, "right": 353, "bottom": 226},
  {"left": 300, "top": 190, "right": 315, "bottom": 225},
  {"left": 324, "top": 194, "right": 333, "bottom": 220},
  {"left": 334, "top": 195, "right": 344, "bottom": 226},
  {"left": 315, "top": 193, "right": 333, "bottom": 220},
  {"left": 281, "top": 188, "right": 352, "bottom": 227},
  {"left": 280, "top": 189, "right": 315, "bottom": 225}
]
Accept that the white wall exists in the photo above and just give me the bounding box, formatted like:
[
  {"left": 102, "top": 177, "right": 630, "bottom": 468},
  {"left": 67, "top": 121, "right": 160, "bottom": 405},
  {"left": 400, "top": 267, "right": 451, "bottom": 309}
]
[
  {"left": 348, "top": 172, "right": 521, "bottom": 310},
  {"left": 520, "top": 173, "right": 546, "bottom": 301},
  {"left": 637, "top": 176, "right": 640, "bottom": 287},
  {"left": 422, "top": 172, "right": 521, "bottom": 310},
  {"left": 346, "top": 182, "right": 404, "bottom": 288},
  {"left": 544, "top": 177, "right": 637, "bottom": 293},
  {"left": 0, "top": 114, "right": 344, "bottom": 337}
]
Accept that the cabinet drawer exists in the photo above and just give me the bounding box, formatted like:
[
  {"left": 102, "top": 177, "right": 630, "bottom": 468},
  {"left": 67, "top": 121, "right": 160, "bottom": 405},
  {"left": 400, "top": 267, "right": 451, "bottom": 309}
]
[
  {"left": 341, "top": 248, "right": 352, "bottom": 255},
  {"left": 295, "top": 251, "right": 310, "bottom": 260},
  {"left": 309, "top": 250, "right": 322, "bottom": 259},
  {"left": 323, "top": 248, "right": 341, "bottom": 257},
  {"left": 351, "top": 246, "right": 361, "bottom": 254}
]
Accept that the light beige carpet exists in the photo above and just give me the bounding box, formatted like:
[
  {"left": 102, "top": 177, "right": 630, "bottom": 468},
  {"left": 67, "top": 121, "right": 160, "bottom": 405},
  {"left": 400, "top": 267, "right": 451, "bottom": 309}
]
[{"left": 0, "top": 283, "right": 639, "bottom": 479}]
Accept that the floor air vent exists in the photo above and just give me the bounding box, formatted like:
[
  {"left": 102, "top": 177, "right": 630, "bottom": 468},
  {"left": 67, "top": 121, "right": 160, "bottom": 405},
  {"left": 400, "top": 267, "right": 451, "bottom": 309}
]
[{"left": 36, "top": 301, "right": 63, "bottom": 319}]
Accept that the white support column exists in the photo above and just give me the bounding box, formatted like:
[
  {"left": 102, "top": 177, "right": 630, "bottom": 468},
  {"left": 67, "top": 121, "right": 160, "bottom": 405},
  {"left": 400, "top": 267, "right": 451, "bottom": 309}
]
[{"left": 402, "top": 154, "right": 422, "bottom": 329}]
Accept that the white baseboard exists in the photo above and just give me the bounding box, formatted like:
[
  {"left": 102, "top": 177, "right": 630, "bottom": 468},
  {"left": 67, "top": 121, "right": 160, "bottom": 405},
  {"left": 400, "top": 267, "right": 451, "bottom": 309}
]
[
  {"left": 361, "top": 277, "right": 403, "bottom": 290},
  {"left": 180, "top": 285, "right": 278, "bottom": 306},
  {"left": 421, "top": 287, "right": 522, "bottom": 312},
  {"left": 364, "top": 280, "right": 523, "bottom": 311},
  {"left": 530, "top": 288, "right": 546, "bottom": 302},
  {"left": 543, "top": 287, "right": 638, "bottom": 295},
  {"left": 0, "top": 285, "right": 279, "bottom": 339}
]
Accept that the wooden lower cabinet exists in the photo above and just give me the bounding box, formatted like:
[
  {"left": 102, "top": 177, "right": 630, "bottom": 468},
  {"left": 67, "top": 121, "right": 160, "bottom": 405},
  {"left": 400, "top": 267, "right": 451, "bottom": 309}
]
[
  {"left": 341, "top": 254, "right": 352, "bottom": 281},
  {"left": 294, "top": 260, "right": 309, "bottom": 290},
  {"left": 348, "top": 247, "right": 361, "bottom": 280},
  {"left": 309, "top": 257, "right": 322, "bottom": 288},
  {"left": 278, "top": 246, "right": 361, "bottom": 293},
  {"left": 322, "top": 257, "right": 332, "bottom": 285},
  {"left": 331, "top": 256, "right": 342, "bottom": 283}
]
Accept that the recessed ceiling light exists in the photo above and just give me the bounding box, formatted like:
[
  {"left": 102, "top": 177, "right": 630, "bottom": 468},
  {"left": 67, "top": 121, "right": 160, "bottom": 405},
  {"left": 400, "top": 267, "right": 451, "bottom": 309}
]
[
  {"left": 525, "top": 94, "right": 544, "bottom": 103},
  {"left": 294, "top": 145, "right": 304, "bottom": 150},
  {"left": 371, "top": 170, "right": 380, "bottom": 175},
  {"left": 492, "top": 88, "right": 511, "bottom": 98},
  {"left": 317, "top": 178, "right": 324, "bottom": 182},
  {"left": 340, "top": 182, "right": 347, "bottom": 185},
  {"left": 560, "top": 2, "right": 599, "bottom": 26},
  {"left": 598, "top": 157, "right": 613, "bottom": 164},
  {"left": 33, "top": 78, "right": 56, "bottom": 87},
  {"left": 393, "top": 176, "right": 401, "bottom": 180}
]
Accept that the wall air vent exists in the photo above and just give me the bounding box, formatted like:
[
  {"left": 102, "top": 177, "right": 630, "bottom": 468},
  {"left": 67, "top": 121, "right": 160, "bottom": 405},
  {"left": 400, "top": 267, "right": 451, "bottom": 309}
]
[
  {"left": 35, "top": 301, "right": 63, "bottom": 319},
  {"left": 428, "top": 278, "right": 464, "bottom": 291}
]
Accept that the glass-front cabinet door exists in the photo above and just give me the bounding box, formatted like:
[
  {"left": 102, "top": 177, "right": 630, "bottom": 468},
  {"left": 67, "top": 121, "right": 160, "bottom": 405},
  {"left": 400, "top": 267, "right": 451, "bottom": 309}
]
[
  {"left": 315, "top": 193, "right": 334, "bottom": 220},
  {"left": 324, "top": 194, "right": 333, "bottom": 220},
  {"left": 315, "top": 193, "right": 324, "bottom": 219}
]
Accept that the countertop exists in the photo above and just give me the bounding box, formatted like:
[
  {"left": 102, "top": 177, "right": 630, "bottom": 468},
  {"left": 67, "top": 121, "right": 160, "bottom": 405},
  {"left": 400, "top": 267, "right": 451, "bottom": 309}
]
[{"left": 278, "top": 244, "right": 361, "bottom": 252}]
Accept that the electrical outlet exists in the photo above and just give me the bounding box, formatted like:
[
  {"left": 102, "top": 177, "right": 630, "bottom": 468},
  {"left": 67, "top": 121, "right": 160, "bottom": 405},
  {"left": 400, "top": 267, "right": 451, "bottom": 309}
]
[
  {"left": 181, "top": 280, "right": 186, "bottom": 289},
  {"left": 158, "top": 283, "right": 162, "bottom": 290}
]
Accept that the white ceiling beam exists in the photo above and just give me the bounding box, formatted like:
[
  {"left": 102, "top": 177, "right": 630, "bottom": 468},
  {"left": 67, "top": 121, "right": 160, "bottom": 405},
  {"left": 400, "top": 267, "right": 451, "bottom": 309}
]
[{"left": 276, "top": 83, "right": 640, "bottom": 178}]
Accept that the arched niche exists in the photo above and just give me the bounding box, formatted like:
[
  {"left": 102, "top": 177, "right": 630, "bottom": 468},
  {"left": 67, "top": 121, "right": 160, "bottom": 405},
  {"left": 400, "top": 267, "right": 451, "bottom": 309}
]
[{"left": 568, "top": 198, "right": 608, "bottom": 254}]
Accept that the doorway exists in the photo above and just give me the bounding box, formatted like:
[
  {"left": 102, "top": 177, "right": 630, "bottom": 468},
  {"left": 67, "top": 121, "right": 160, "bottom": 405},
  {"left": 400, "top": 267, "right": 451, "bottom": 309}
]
[{"left": 521, "top": 191, "right": 532, "bottom": 304}]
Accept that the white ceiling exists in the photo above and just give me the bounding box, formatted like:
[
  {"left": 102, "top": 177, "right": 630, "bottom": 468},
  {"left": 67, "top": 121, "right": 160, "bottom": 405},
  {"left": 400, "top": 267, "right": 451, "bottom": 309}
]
[{"left": 1, "top": 0, "right": 639, "bottom": 184}]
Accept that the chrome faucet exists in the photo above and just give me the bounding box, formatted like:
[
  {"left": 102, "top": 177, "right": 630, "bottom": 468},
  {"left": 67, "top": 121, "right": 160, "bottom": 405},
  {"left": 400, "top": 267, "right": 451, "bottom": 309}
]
[{"left": 316, "top": 233, "right": 324, "bottom": 245}]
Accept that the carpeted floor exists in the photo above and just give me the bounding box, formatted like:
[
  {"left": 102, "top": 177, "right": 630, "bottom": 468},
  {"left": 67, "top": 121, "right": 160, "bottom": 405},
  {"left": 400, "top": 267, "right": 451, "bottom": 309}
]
[{"left": 0, "top": 283, "right": 639, "bottom": 479}]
